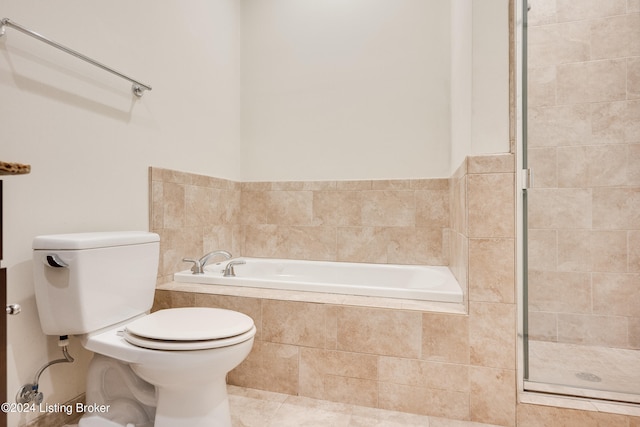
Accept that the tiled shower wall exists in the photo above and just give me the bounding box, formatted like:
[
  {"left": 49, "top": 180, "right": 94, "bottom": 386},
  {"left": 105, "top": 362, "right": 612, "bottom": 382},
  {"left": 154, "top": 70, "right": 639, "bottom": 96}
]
[{"left": 527, "top": 1, "right": 640, "bottom": 350}]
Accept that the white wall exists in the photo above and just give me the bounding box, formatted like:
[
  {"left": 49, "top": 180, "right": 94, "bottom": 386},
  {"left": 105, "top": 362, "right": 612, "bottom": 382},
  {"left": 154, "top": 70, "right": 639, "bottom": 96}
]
[
  {"left": 451, "top": 0, "right": 511, "bottom": 172},
  {"left": 0, "top": 1, "right": 510, "bottom": 424},
  {"left": 240, "top": 0, "right": 453, "bottom": 181},
  {"left": 450, "top": 0, "right": 474, "bottom": 172},
  {"left": 0, "top": 1, "right": 241, "bottom": 424}
]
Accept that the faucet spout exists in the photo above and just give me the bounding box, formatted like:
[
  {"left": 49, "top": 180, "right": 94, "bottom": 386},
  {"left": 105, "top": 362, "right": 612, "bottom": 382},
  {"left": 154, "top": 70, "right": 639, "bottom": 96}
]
[
  {"left": 199, "top": 250, "right": 232, "bottom": 269},
  {"left": 182, "top": 250, "right": 232, "bottom": 274}
]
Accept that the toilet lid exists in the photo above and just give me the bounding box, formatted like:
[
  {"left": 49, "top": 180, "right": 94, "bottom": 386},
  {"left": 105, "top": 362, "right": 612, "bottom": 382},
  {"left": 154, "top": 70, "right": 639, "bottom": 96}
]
[{"left": 123, "top": 307, "right": 255, "bottom": 350}]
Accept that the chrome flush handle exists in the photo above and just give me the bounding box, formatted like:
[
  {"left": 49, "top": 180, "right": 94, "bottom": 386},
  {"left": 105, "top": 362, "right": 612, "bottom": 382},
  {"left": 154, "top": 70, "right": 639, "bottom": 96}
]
[{"left": 6, "top": 304, "right": 21, "bottom": 315}]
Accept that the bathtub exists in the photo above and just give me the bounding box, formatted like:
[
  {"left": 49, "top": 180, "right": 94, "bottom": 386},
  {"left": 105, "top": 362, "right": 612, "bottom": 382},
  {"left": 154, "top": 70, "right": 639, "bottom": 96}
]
[{"left": 173, "top": 258, "right": 463, "bottom": 303}]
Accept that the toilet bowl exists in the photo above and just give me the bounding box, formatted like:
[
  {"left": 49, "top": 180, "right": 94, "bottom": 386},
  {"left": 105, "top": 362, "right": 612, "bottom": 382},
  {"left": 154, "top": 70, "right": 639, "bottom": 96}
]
[
  {"left": 32, "top": 232, "right": 255, "bottom": 427},
  {"left": 80, "top": 308, "right": 256, "bottom": 427}
]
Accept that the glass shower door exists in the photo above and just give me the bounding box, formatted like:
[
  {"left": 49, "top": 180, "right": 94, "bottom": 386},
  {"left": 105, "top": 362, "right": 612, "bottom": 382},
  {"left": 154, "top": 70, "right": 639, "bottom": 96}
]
[{"left": 523, "top": 0, "right": 640, "bottom": 402}]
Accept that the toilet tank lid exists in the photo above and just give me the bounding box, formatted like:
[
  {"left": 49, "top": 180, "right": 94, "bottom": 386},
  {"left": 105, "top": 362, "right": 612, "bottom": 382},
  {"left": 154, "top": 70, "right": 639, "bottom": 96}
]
[{"left": 33, "top": 231, "right": 160, "bottom": 250}]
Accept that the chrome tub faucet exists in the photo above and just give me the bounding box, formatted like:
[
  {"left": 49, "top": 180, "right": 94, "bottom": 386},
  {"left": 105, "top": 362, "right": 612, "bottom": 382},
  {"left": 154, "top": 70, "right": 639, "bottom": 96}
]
[{"left": 182, "top": 250, "right": 232, "bottom": 274}]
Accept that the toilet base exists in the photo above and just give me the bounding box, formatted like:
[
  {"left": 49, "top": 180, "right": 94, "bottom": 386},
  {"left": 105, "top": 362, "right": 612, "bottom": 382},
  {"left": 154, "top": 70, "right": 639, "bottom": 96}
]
[
  {"left": 154, "top": 379, "right": 231, "bottom": 427},
  {"left": 78, "top": 355, "right": 233, "bottom": 427}
]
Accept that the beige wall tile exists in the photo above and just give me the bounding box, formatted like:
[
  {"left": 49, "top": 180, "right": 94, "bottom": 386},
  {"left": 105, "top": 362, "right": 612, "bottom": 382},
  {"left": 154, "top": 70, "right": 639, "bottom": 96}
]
[
  {"left": 450, "top": 174, "right": 467, "bottom": 235},
  {"left": 527, "top": 66, "right": 557, "bottom": 107},
  {"left": 470, "top": 366, "right": 516, "bottom": 427},
  {"left": 528, "top": 147, "right": 557, "bottom": 188},
  {"left": 313, "top": 191, "right": 362, "bottom": 226},
  {"left": 228, "top": 340, "right": 299, "bottom": 394},
  {"left": 336, "top": 180, "right": 372, "bottom": 191},
  {"left": 378, "top": 356, "right": 469, "bottom": 393},
  {"left": 629, "top": 58, "right": 640, "bottom": 99},
  {"left": 467, "top": 173, "right": 514, "bottom": 238},
  {"left": 448, "top": 230, "right": 468, "bottom": 295},
  {"left": 528, "top": 22, "right": 590, "bottom": 68},
  {"left": 273, "top": 226, "right": 337, "bottom": 260},
  {"left": 195, "top": 293, "right": 263, "bottom": 340},
  {"left": 630, "top": 317, "right": 640, "bottom": 349},
  {"left": 410, "top": 178, "right": 449, "bottom": 190},
  {"left": 591, "top": 14, "right": 640, "bottom": 60},
  {"left": 323, "top": 375, "right": 378, "bottom": 408},
  {"left": 386, "top": 227, "right": 446, "bottom": 265},
  {"left": 159, "top": 227, "right": 202, "bottom": 277},
  {"left": 528, "top": 229, "right": 557, "bottom": 271},
  {"left": 556, "top": 229, "right": 591, "bottom": 272},
  {"left": 469, "top": 302, "right": 516, "bottom": 370},
  {"left": 527, "top": 0, "right": 557, "bottom": 26},
  {"left": 371, "top": 180, "right": 411, "bottom": 190},
  {"left": 557, "top": 314, "right": 628, "bottom": 347},
  {"left": 150, "top": 181, "right": 164, "bottom": 230},
  {"left": 591, "top": 231, "right": 628, "bottom": 273},
  {"left": 468, "top": 238, "right": 515, "bottom": 303},
  {"left": 242, "top": 224, "right": 279, "bottom": 258},
  {"left": 337, "top": 227, "right": 387, "bottom": 263},
  {"left": 335, "top": 306, "right": 421, "bottom": 358},
  {"left": 528, "top": 270, "right": 592, "bottom": 313},
  {"left": 299, "top": 348, "right": 378, "bottom": 405},
  {"left": 630, "top": 231, "right": 640, "bottom": 273},
  {"left": 625, "top": 101, "right": 640, "bottom": 141},
  {"left": 557, "top": 145, "right": 628, "bottom": 188},
  {"left": 240, "top": 191, "right": 267, "bottom": 225},
  {"left": 184, "top": 185, "right": 215, "bottom": 227},
  {"left": 591, "top": 101, "right": 627, "bottom": 143},
  {"left": 202, "top": 225, "right": 241, "bottom": 258},
  {"left": 361, "top": 191, "right": 415, "bottom": 227},
  {"left": 467, "top": 154, "right": 515, "bottom": 174},
  {"left": 421, "top": 313, "right": 470, "bottom": 364},
  {"left": 527, "top": 188, "right": 592, "bottom": 229},
  {"left": 592, "top": 273, "right": 640, "bottom": 317},
  {"left": 162, "top": 182, "right": 185, "bottom": 228},
  {"left": 378, "top": 382, "right": 470, "bottom": 420},
  {"left": 265, "top": 190, "right": 313, "bottom": 225},
  {"left": 528, "top": 104, "right": 591, "bottom": 147},
  {"left": 415, "top": 188, "right": 449, "bottom": 228},
  {"left": 152, "top": 289, "right": 195, "bottom": 312},
  {"left": 557, "top": 59, "right": 627, "bottom": 104},
  {"left": 528, "top": 311, "right": 558, "bottom": 342},
  {"left": 556, "top": 0, "right": 626, "bottom": 23},
  {"left": 593, "top": 187, "right": 640, "bottom": 230},
  {"left": 630, "top": 144, "right": 640, "bottom": 186},
  {"left": 262, "top": 300, "right": 326, "bottom": 347}
]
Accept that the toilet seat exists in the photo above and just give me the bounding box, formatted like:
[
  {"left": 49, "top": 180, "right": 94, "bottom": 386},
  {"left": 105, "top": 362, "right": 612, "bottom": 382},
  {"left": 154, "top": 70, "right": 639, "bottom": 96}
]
[{"left": 123, "top": 307, "right": 255, "bottom": 351}]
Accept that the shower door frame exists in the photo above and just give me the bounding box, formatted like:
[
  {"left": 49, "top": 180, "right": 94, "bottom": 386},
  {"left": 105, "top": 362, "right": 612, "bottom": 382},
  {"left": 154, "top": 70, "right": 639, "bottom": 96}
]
[{"left": 515, "top": 0, "right": 640, "bottom": 407}]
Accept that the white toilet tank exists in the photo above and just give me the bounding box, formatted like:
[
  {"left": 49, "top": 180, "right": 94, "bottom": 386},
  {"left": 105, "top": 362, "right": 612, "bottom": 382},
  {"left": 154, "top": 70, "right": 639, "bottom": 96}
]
[{"left": 33, "top": 231, "right": 160, "bottom": 336}]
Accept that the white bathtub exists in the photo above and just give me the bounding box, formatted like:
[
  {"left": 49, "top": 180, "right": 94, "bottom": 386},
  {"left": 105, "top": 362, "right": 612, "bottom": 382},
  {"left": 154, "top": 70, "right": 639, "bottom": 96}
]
[{"left": 173, "top": 257, "right": 463, "bottom": 303}]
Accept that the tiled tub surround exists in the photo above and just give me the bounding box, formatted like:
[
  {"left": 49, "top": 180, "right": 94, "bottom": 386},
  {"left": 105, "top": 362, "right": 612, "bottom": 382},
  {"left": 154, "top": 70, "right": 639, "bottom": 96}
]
[
  {"left": 526, "top": 0, "right": 640, "bottom": 351},
  {"left": 151, "top": 156, "right": 640, "bottom": 425},
  {"left": 149, "top": 168, "right": 452, "bottom": 285},
  {"left": 150, "top": 154, "right": 521, "bottom": 425}
]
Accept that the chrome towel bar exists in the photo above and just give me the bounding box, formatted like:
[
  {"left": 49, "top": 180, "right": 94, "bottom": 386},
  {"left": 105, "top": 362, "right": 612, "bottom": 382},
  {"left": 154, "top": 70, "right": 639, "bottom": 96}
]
[{"left": 0, "top": 18, "right": 152, "bottom": 97}]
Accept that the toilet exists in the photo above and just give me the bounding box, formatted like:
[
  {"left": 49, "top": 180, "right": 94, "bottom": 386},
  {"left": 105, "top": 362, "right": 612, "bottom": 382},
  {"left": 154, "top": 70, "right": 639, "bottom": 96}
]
[{"left": 32, "top": 231, "right": 255, "bottom": 427}]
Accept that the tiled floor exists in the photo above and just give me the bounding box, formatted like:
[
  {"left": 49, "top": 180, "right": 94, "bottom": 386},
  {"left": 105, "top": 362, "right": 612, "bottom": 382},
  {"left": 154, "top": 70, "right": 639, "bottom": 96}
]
[
  {"left": 228, "top": 385, "right": 503, "bottom": 427},
  {"left": 527, "top": 341, "right": 640, "bottom": 398}
]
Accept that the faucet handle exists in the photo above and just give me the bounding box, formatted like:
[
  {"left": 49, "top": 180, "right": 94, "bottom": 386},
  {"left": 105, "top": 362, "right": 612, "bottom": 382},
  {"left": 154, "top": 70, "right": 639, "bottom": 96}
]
[
  {"left": 223, "top": 260, "right": 246, "bottom": 277},
  {"left": 182, "top": 258, "right": 203, "bottom": 274}
]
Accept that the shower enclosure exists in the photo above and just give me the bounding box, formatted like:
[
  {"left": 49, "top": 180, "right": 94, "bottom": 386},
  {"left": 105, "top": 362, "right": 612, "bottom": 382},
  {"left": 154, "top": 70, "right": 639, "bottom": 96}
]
[{"left": 522, "top": 0, "right": 640, "bottom": 403}]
